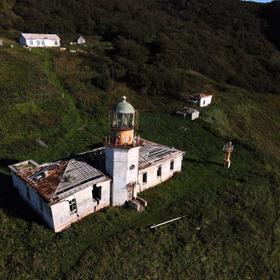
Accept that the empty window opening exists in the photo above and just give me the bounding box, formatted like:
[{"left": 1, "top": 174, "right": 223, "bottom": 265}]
[
  {"left": 92, "top": 186, "right": 102, "bottom": 205},
  {"left": 157, "top": 166, "right": 162, "bottom": 177},
  {"left": 69, "top": 198, "right": 77, "bottom": 215},
  {"left": 143, "top": 172, "right": 147, "bottom": 184},
  {"left": 170, "top": 160, "right": 174, "bottom": 171}
]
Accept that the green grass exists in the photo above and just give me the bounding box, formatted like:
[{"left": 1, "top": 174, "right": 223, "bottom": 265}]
[
  {"left": 1, "top": 110, "right": 280, "bottom": 279},
  {"left": 0, "top": 47, "right": 102, "bottom": 163},
  {"left": 0, "top": 42, "right": 280, "bottom": 280}
]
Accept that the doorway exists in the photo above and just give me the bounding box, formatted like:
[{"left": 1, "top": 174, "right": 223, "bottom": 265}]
[{"left": 127, "top": 183, "right": 135, "bottom": 201}]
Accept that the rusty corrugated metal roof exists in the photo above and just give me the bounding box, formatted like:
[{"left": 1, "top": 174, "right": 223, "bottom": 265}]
[
  {"left": 139, "top": 139, "right": 184, "bottom": 170},
  {"left": 11, "top": 141, "right": 183, "bottom": 202},
  {"left": 15, "top": 161, "right": 68, "bottom": 202},
  {"left": 12, "top": 151, "right": 108, "bottom": 203}
]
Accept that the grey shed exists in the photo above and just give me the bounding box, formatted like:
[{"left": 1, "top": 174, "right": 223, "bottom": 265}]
[{"left": 176, "top": 107, "right": 200, "bottom": 120}]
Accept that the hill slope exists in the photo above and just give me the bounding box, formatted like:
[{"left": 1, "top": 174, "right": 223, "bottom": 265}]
[
  {"left": 1, "top": 0, "right": 280, "bottom": 95},
  {"left": 0, "top": 1, "right": 280, "bottom": 279}
]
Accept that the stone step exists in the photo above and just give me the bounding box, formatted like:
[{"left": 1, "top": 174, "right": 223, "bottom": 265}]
[{"left": 128, "top": 197, "right": 147, "bottom": 212}]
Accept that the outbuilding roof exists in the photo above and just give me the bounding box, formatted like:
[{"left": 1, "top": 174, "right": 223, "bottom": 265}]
[
  {"left": 182, "top": 107, "right": 199, "bottom": 114},
  {"left": 20, "top": 33, "right": 60, "bottom": 41},
  {"left": 76, "top": 36, "right": 85, "bottom": 41},
  {"left": 193, "top": 93, "right": 213, "bottom": 99}
]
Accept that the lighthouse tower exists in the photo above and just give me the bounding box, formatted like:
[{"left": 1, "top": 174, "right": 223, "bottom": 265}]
[{"left": 105, "top": 96, "right": 142, "bottom": 206}]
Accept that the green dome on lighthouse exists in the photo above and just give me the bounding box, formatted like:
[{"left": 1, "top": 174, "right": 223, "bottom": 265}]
[{"left": 115, "top": 96, "right": 135, "bottom": 114}]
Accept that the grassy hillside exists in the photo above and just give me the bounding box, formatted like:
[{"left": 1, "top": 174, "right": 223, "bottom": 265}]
[
  {"left": 1, "top": 0, "right": 280, "bottom": 95},
  {"left": 0, "top": 46, "right": 80, "bottom": 160},
  {"left": 0, "top": 45, "right": 280, "bottom": 278},
  {"left": 0, "top": 0, "right": 280, "bottom": 279},
  {"left": 1, "top": 107, "right": 280, "bottom": 279}
]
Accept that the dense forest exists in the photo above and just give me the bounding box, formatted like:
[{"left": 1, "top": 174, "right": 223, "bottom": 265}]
[{"left": 1, "top": 0, "right": 280, "bottom": 97}]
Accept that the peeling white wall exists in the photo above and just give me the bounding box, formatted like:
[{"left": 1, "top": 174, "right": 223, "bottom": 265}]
[
  {"left": 18, "top": 36, "right": 60, "bottom": 48},
  {"left": 191, "top": 111, "right": 200, "bottom": 120},
  {"left": 137, "top": 154, "right": 183, "bottom": 193},
  {"left": 50, "top": 179, "right": 111, "bottom": 232},
  {"left": 11, "top": 173, "right": 54, "bottom": 228},
  {"left": 200, "top": 96, "right": 213, "bottom": 107},
  {"left": 105, "top": 146, "right": 140, "bottom": 206},
  {"left": 11, "top": 172, "right": 111, "bottom": 232}
]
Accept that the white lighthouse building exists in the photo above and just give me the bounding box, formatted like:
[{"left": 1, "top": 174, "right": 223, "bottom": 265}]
[
  {"left": 9, "top": 97, "right": 184, "bottom": 232},
  {"left": 105, "top": 97, "right": 142, "bottom": 206}
]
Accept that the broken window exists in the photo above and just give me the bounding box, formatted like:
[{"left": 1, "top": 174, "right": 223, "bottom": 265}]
[
  {"left": 143, "top": 172, "right": 147, "bottom": 184},
  {"left": 170, "top": 160, "right": 174, "bottom": 170},
  {"left": 69, "top": 198, "right": 77, "bottom": 214},
  {"left": 157, "top": 166, "right": 162, "bottom": 177},
  {"left": 92, "top": 186, "right": 102, "bottom": 204}
]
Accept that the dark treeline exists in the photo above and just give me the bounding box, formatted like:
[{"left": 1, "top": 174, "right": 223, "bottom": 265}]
[
  {"left": 256, "top": 1, "right": 280, "bottom": 50},
  {"left": 1, "top": 0, "right": 280, "bottom": 96}
]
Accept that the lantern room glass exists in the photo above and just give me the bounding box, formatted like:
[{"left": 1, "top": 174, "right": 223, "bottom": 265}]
[{"left": 111, "top": 112, "right": 136, "bottom": 130}]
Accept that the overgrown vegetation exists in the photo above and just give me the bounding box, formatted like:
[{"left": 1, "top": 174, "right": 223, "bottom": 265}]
[
  {"left": 1, "top": 111, "right": 280, "bottom": 279},
  {"left": 1, "top": 0, "right": 280, "bottom": 95},
  {"left": 0, "top": 0, "right": 280, "bottom": 279}
]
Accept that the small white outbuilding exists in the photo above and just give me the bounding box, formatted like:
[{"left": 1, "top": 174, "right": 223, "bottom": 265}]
[
  {"left": 195, "top": 93, "right": 213, "bottom": 107},
  {"left": 76, "top": 36, "right": 86, "bottom": 45},
  {"left": 19, "top": 33, "right": 61, "bottom": 48}
]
